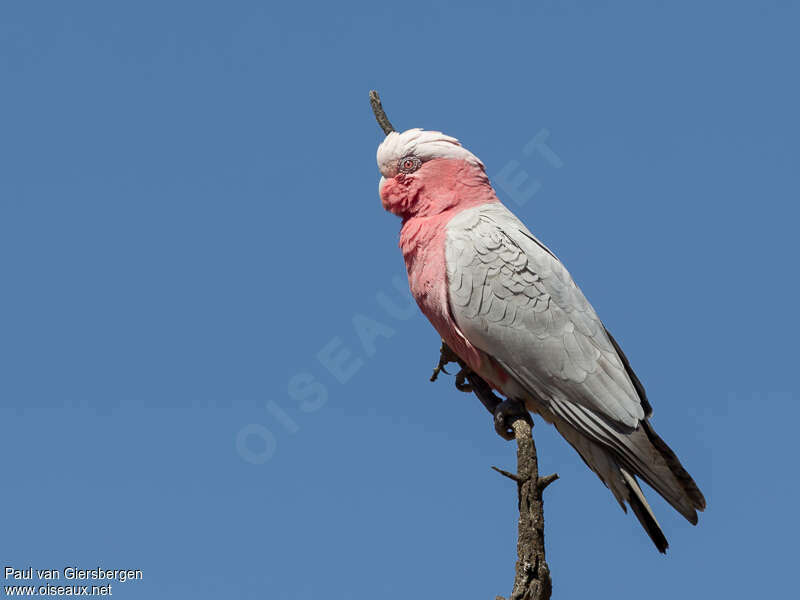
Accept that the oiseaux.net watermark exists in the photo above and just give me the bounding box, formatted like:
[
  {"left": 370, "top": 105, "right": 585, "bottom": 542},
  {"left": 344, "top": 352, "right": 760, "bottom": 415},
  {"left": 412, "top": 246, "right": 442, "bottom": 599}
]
[{"left": 3, "top": 566, "right": 143, "bottom": 597}]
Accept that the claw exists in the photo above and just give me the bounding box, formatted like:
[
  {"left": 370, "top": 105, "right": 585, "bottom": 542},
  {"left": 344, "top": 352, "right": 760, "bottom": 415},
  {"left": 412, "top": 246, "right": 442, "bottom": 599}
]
[
  {"left": 493, "top": 399, "right": 532, "bottom": 441},
  {"left": 455, "top": 368, "right": 473, "bottom": 393},
  {"left": 430, "top": 341, "right": 462, "bottom": 382}
]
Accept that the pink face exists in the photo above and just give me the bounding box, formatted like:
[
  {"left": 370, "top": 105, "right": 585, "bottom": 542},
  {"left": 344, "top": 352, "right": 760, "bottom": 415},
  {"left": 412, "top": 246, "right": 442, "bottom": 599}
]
[
  {"left": 379, "top": 149, "right": 423, "bottom": 215},
  {"left": 377, "top": 129, "right": 489, "bottom": 219},
  {"left": 379, "top": 157, "right": 463, "bottom": 218}
]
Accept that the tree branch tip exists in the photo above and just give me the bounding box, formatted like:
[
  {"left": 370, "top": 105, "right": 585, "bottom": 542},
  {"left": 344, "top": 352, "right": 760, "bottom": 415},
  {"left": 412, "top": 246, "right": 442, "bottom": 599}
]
[
  {"left": 369, "top": 90, "right": 395, "bottom": 135},
  {"left": 491, "top": 466, "right": 521, "bottom": 482},
  {"left": 537, "top": 473, "right": 559, "bottom": 490}
]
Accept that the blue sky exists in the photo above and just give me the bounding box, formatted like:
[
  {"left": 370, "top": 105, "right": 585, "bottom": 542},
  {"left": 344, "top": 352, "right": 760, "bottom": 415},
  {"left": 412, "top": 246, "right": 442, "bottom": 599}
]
[{"left": 1, "top": 1, "right": 798, "bottom": 598}]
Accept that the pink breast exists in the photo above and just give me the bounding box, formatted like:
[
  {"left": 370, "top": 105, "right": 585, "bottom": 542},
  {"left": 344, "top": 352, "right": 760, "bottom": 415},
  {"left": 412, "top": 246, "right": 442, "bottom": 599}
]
[{"left": 382, "top": 157, "right": 508, "bottom": 387}]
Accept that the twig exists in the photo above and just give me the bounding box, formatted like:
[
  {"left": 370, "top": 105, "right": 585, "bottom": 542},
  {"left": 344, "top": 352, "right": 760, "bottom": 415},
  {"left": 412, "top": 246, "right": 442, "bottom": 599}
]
[
  {"left": 491, "top": 466, "right": 521, "bottom": 483},
  {"left": 369, "top": 90, "right": 395, "bottom": 135}
]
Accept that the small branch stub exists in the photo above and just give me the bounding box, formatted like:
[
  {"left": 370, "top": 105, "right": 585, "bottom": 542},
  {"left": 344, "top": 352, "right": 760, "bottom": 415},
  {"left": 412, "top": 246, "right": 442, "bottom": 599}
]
[
  {"left": 538, "top": 473, "right": 559, "bottom": 491},
  {"left": 369, "top": 90, "right": 395, "bottom": 135}
]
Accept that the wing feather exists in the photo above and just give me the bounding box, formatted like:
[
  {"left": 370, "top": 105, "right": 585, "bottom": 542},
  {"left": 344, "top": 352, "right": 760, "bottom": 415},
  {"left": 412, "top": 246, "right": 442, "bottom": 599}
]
[
  {"left": 445, "top": 203, "right": 644, "bottom": 428},
  {"left": 443, "top": 203, "right": 706, "bottom": 535}
]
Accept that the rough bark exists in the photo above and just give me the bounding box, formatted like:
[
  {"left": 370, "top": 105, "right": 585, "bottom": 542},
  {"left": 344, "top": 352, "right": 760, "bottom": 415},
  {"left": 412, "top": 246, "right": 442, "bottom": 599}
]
[{"left": 493, "top": 419, "right": 557, "bottom": 600}]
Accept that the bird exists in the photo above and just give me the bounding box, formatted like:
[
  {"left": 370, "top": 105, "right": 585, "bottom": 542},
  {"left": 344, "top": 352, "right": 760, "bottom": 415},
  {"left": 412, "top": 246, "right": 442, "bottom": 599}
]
[{"left": 376, "top": 127, "right": 706, "bottom": 552}]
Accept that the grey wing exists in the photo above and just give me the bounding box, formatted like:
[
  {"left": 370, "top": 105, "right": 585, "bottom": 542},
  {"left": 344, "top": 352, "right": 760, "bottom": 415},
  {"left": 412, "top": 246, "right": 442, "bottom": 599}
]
[
  {"left": 446, "top": 203, "right": 707, "bottom": 535},
  {"left": 445, "top": 202, "right": 645, "bottom": 429}
]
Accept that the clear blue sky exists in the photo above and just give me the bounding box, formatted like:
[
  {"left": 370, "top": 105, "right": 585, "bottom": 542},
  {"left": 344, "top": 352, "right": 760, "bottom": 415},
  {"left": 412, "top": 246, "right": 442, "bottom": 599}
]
[{"left": 1, "top": 1, "right": 797, "bottom": 598}]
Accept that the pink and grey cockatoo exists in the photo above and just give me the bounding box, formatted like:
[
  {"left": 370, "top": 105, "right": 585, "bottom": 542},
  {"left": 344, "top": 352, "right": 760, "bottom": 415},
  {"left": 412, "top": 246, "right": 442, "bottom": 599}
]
[{"left": 376, "top": 127, "right": 706, "bottom": 552}]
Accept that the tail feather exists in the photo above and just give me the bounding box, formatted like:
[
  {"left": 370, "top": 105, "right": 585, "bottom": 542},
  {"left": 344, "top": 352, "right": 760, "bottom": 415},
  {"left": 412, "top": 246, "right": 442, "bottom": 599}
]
[
  {"left": 621, "top": 469, "right": 669, "bottom": 553},
  {"left": 548, "top": 394, "right": 703, "bottom": 525},
  {"left": 545, "top": 408, "right": 705, "bottom": 552},
  {"left": 616, "top": 424, "right": 701, "bottom": 526},
  {"left": 643, "top": 421, "right": 707, "bottom": 512}
]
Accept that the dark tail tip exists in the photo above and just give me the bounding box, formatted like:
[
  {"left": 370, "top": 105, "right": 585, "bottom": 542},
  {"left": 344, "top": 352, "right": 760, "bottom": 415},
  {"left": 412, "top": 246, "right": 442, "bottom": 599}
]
[{"left": 628, "top": 490, "right": 669, "bottom": 553}]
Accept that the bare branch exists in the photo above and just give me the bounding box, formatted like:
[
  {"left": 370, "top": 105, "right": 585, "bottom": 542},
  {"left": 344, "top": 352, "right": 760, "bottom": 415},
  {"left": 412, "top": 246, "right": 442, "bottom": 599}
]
[
  {"left": 369, "top": 90, "right": 395, "bottom": 135},
  {"left": 502, "top": 419, "right": 553, "bottom": 600},
  {"left": 492, "top": 466, "right": 522, "bottom": 483},
  {"left": 430, "top": 340, "right": 556, "bottom": 600}
]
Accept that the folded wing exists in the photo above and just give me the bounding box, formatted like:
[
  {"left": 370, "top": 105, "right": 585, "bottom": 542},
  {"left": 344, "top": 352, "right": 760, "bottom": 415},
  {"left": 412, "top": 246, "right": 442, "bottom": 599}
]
[{"left": 445, "top": 203, "right": 705, "bottom": 541}]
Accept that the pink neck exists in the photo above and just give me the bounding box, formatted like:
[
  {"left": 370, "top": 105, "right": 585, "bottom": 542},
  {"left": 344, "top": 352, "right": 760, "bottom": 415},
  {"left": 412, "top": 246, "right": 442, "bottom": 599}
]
[{"left": 389, "top": 159, "right": 499, "bottom": 375}]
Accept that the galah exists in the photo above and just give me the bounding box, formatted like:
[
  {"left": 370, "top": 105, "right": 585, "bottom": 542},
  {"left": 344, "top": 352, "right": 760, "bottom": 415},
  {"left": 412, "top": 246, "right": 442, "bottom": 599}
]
[{"left": 376, "top": 127, "right": 705, "bottom": 552}]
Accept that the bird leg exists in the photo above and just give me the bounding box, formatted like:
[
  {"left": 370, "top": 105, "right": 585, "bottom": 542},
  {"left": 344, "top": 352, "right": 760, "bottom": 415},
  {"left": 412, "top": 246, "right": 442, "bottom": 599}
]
[
  {"left": 431, "top": 342, "right": 474, "bottom": 392},
  {"left": 463, "top": 370, "right": 503, "bottom": 417},
  {"left": 430, "top": 341, "right": 533, "bottom": 441},
  {"left": 429, "top": 341, "right": 519, "bottom": 437}
]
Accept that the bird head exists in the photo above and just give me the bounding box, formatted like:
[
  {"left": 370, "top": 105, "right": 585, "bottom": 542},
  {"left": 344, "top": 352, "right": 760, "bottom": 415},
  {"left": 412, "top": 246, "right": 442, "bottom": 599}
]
[{"left": 377, "top": 128, "right": 488, "bottom": 219}]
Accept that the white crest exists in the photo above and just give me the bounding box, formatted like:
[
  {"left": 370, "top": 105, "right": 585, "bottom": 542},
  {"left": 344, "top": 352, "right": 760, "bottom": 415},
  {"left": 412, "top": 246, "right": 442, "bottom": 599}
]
[{"left": 376, "top": 128, "right": 484, "bottom": 178}]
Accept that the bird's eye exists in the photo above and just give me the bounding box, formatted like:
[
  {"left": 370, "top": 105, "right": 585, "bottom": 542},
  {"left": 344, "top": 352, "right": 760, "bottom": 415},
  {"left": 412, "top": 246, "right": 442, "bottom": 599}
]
[{"left": 398, "top": 156, "right": 421, "bottom": 174}]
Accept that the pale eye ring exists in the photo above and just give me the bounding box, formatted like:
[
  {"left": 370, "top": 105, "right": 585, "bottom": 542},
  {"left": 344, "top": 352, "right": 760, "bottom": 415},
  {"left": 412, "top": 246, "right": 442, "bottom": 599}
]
[{"left": 398, "top": 155, "right": 421, "bottom": 174}]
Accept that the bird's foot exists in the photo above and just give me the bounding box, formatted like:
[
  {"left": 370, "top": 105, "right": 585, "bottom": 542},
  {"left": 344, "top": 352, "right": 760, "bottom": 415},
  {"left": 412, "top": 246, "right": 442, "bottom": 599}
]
[
  {"left": 454, "top": 367, "right": 473, "bottom": 392},
  {"left": 430, "top": 341, "right": 463, "bottom": 382},
  {"left": 493, "top": 398, "right": 533, "bottom": 441}
]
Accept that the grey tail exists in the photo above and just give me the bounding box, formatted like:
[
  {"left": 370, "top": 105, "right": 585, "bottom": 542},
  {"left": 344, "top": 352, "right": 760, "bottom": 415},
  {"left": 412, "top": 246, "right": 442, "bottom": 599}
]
[
  {"left": 621, "top": 469, "right": 669, "bottom": 553},
  {"left": 643, "top": 422, "right": 707, "bottom": 513}
]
